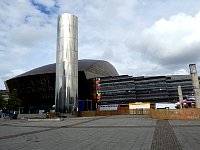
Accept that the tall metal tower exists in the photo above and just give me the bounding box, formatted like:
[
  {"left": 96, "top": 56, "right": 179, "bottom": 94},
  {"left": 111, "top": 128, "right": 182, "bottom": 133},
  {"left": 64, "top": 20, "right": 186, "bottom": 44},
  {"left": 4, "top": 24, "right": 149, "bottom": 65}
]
[{"left": 55, "top": 13, "right": 78, "bottom": 115}]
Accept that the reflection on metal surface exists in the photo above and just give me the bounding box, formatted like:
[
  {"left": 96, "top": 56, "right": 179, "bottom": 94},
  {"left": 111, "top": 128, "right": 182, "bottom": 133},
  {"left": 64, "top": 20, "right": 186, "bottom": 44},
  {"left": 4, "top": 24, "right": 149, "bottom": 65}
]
[{"left": 55, "top": 13, "right": 78, "bottom": 114}]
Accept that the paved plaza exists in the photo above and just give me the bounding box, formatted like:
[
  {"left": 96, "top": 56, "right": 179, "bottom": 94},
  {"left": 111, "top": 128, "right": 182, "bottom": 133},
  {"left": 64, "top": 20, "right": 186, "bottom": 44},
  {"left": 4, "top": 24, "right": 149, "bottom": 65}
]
[{"left": 0, "top": 115, "right": 200, "bottom": 150}]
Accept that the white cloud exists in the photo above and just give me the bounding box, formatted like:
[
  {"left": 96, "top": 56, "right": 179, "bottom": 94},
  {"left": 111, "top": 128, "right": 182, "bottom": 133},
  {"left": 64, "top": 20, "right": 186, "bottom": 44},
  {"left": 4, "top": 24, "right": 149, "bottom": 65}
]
[
  {"left": 0, "top": 69, "right": 26, "bottom": 90},
  {"left": 137, "top": 12, "right": 200, "bottom": 65},
  {"left": 0, "top": 0, "right": 57, "bottom": 89},
  {"left": 9, "top": 23, "right": 56, "bottom": 48},
  {"left": 1, "top": 0, "right": 200, "bottom": 90},
  {"left": 173, "top": 69, "right": 188, "bottom": 75}
]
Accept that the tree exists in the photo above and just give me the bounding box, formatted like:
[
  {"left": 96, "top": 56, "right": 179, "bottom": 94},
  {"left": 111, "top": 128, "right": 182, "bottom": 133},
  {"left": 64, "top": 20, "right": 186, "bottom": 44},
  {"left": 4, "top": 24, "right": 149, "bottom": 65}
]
[{"left": 7, "top": 90, "right": 21, "bottom": 111}]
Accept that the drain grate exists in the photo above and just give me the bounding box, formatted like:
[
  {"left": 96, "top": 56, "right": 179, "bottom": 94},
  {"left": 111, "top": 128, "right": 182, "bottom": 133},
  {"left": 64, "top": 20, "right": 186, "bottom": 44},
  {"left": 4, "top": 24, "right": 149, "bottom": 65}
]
[{"left": 151, "top": 120, "right": 182, "bottom": 150}]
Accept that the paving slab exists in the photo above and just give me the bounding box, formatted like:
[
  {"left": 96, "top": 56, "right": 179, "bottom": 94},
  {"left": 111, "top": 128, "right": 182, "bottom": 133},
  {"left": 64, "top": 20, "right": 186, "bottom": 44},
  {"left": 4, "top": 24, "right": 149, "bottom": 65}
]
[
  {"left": 0, "top": 115, "right": 200, "bottom": 150},
  {"left": 169, "top": 120, "right": 200, "bottom": 150}
]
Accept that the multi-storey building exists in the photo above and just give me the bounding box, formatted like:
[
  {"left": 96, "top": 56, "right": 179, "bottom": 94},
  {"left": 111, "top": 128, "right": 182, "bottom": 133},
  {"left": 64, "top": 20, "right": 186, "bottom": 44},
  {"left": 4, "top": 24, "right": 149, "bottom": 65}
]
[{"left": 91, "top": 75, "right": 195, "bottom": 105}]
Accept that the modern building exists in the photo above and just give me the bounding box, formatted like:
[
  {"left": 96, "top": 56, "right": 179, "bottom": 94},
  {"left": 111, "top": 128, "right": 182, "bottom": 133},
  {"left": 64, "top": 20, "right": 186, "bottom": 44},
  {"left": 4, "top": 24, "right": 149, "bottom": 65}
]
[
  {"left": 5, "top": 59, "right": 118, "bottom": 113},
  {"left": 5, "top": 59, "right": 198, "bottom": 112},
  {"left": 95, "top": 75, "right": 194, "bottom": 105}
]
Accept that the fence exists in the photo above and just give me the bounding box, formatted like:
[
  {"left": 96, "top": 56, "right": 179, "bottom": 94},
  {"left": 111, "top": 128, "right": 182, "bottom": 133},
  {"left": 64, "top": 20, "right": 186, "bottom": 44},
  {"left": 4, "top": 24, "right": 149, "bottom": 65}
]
[
  {"left": 17, "top": 108, "right": 200, "bottom": 120},
  {"left": 78, "top": 109, "right": 150, "bottom": 117},
  {"left": 78, "top": 108, "right": 200, "bottom": 120},
  {"left": 150, "top": 108, "right": 200, "bottom": 120},
  {"left": 129, "top": 109, "right": 150, "bottom": 115}
]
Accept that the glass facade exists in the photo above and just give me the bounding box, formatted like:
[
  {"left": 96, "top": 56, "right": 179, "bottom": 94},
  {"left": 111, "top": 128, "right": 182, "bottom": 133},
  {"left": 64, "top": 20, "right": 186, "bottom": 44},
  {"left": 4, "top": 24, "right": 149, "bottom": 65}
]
[{"left": 5, "top": 74, "right": 55, "bottom": 113}]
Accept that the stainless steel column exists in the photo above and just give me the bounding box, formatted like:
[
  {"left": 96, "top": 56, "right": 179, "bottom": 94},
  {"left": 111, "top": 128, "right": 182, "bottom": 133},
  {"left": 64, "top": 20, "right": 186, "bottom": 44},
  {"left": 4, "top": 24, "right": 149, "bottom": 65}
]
[
  {"left": 189, "top": 64, "right": 200, "bottom": 108},
  {"left": 55, "top": 13, "right": 78, "bottom": 114}
]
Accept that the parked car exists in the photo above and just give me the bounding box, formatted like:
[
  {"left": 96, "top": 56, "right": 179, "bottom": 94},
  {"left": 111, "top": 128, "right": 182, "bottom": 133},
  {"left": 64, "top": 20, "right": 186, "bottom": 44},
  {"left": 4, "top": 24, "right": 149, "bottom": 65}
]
[{"left": 175, "top": 99, "right": 195, "bottom": 109}]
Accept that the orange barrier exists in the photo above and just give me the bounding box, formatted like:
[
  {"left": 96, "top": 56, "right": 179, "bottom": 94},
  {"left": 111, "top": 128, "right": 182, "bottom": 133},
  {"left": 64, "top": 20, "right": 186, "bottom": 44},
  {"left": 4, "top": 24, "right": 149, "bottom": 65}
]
[{"left": 77, "top": 108, "right": 200, "bottom": 120}]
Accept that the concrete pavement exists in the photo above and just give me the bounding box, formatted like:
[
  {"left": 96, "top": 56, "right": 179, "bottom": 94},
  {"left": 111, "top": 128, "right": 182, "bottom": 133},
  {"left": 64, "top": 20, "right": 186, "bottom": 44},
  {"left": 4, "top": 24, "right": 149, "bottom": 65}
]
[{"left": 0, "top": 115, "right": 200, "bottom": 150}]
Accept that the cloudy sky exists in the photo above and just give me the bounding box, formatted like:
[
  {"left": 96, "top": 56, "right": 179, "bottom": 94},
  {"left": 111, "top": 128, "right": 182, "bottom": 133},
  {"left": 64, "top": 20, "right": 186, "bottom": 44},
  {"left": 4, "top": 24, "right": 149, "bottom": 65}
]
[{"left": 1, "top": 0, "right": 200, "bottom": 89}]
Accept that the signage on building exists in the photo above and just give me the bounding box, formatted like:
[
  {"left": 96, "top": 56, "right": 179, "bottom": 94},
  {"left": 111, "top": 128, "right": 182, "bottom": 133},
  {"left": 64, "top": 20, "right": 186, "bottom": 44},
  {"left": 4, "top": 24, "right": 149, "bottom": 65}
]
[
  {"left": 129, "top": 102, "right": 150, "bottom": 109},
  {"left": 96, "top": 78, "right": 101, "bottom": 102}
]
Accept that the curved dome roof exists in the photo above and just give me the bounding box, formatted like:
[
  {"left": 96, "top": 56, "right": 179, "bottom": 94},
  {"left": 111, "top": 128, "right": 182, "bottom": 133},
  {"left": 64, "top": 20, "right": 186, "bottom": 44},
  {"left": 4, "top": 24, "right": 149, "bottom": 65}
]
[{"left": 12, "top": 59, "right": 118, "bottom": 79}]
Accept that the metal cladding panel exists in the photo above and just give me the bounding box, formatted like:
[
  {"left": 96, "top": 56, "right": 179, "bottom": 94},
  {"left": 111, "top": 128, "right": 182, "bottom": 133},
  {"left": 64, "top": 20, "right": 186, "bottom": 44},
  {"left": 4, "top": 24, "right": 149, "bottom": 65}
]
[
  {"left": 55, "top": 13, "right": 78, "bottom": 114},
  {"left": 10, "top": 59, "right": 118, "bottom": 79},
  {"left": 84, "top": 61, "right": 118, "bottom": 79}
]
